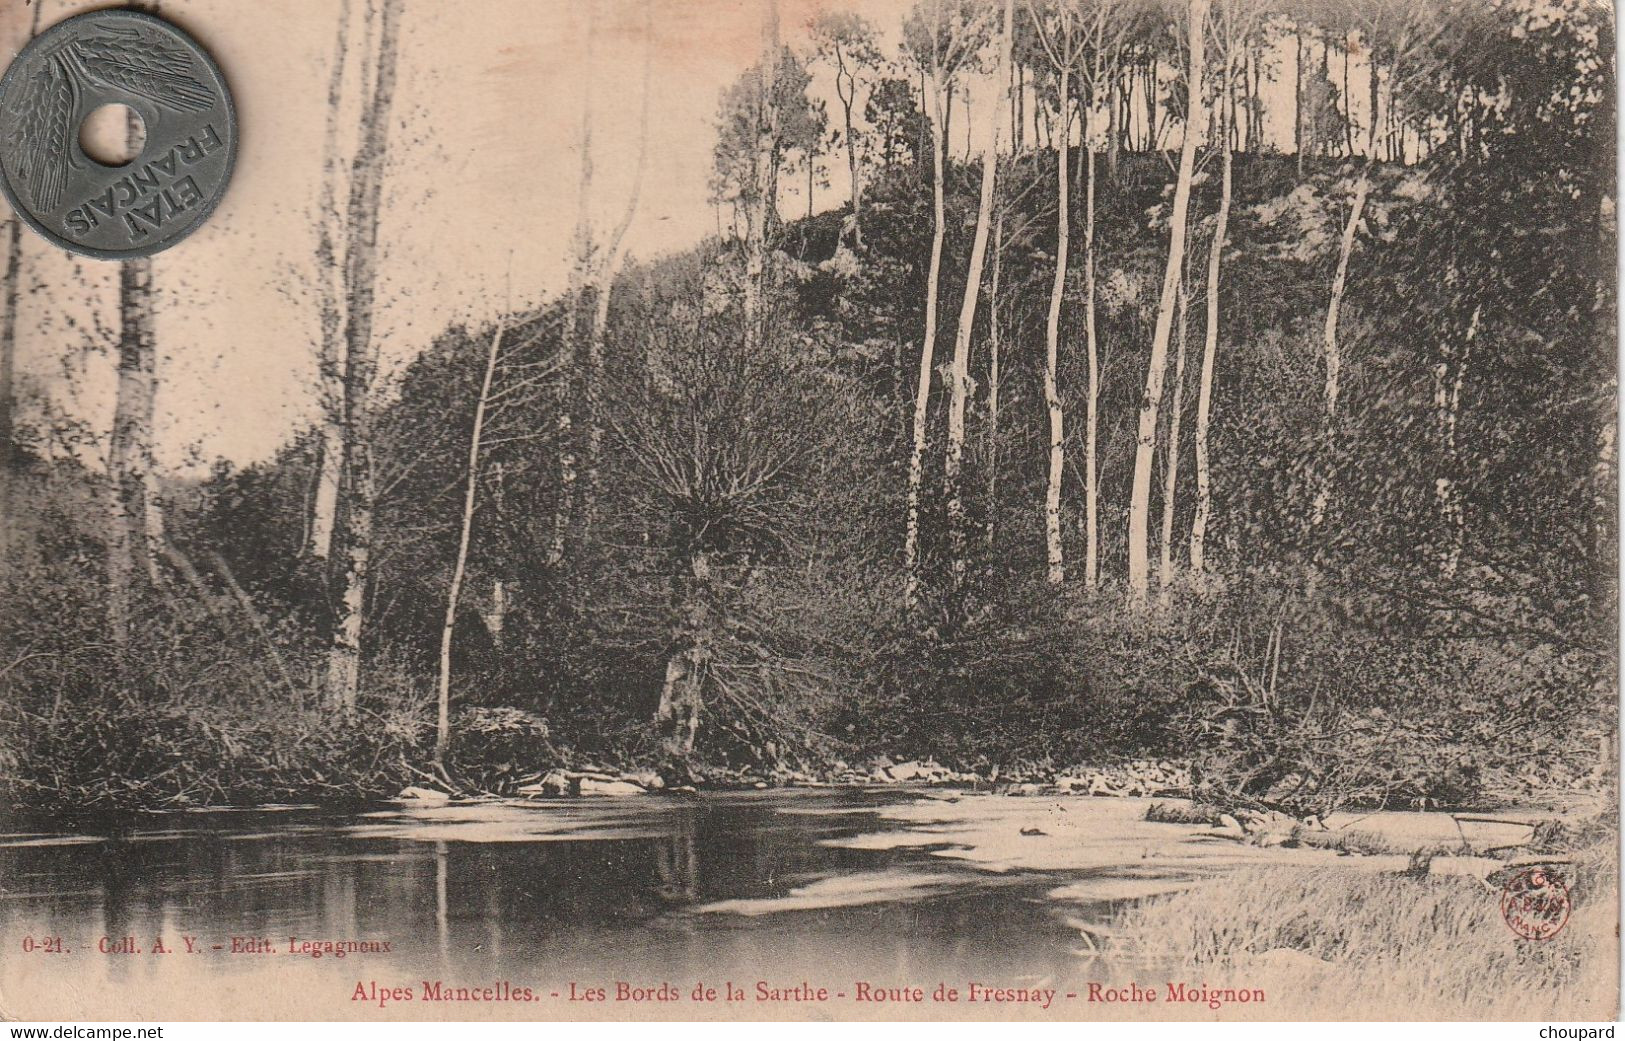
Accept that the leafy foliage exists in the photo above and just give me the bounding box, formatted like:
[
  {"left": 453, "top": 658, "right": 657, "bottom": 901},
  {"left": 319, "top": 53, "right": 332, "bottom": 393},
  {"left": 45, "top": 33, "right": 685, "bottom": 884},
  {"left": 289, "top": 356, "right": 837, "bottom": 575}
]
[{"left": 0, "top": 0, "right": 1613, "bottom": 810}]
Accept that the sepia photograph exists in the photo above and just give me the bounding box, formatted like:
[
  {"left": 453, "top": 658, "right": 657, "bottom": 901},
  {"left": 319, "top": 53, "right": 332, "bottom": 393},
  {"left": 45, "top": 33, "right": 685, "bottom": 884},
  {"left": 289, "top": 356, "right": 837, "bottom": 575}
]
[{"left": 0, "top": 0, "right": 1616, "bottom": 1025}]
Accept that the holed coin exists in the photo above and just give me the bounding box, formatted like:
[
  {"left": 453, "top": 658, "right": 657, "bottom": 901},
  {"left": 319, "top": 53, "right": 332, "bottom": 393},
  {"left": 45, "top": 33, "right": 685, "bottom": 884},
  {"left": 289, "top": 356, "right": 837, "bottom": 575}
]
[{"left": 0, "top": 9, "right": 237, "bottom": 260}]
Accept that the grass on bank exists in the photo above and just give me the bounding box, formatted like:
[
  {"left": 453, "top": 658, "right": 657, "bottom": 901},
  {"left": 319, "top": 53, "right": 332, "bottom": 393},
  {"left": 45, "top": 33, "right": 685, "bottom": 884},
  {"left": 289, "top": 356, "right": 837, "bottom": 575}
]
[{"left": 1112, "top": 844, "right": 1619, "bottom": 1019}]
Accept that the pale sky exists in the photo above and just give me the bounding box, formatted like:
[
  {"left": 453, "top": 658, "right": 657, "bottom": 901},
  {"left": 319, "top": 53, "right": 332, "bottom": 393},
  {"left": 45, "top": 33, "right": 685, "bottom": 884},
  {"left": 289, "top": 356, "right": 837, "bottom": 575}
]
[{"left": 4, "top": 0, "right": 1327, "bottom": 473}]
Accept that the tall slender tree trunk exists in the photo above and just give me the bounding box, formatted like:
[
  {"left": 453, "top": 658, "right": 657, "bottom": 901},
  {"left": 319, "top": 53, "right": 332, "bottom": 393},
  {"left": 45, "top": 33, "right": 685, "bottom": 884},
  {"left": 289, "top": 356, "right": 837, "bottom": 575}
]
[
  {"left": 917, "top": 67, "right": 928, "bottom": 175},
  {"left": 1083, "top": 80, "right": 1101, "bottom": 588},
  {"left": 583, "top": 0, "right": 652, "bottom": 542},
  {"left": 963, "top": 92, "right": 973, "bottom": 161},
  {"left": 436, "top": 319, "right": 507, "bottom": 769},
  {"left": 1041, "top": 67, "right": 1071, "bottom": 584},
  {"left": 1106, "top": 74, "right": 1120, "bottom": 177},
  {"left": 1433, "top": 305, "right": 1477, "bottom": 581},
  {"left": 1245, "top": 43, "right": 1262, "bottom": 153},
  {"left": 1122, "top": 66, "right": 1135, "bottom": 153},
  {"left": 985, "top": 211, "right": 1003, "bottom": 548},
  {"left": 1319, "top": 36, "right": 1333, "bottom": 157},
  {"left": 0, "top": 5, "right": 38, "bottom": 561},
  {"left": 904, "top": 61, "right": 950, "bottom": 610},
  {"left": 1158, "top": 257, "right": 1191, "bottom": 602},
  {"left": 1342, "top": 33, "right": 1355, "bottom": 157},
  {"left": 1311, "top": 69, "right": 1382, "bottom": 529},
  {"left": 1368, "top": 54, "right": 1381, "bottom": 160},
  {"left": 1145, "top": 58, "right": 1158, "bottom": 149},
  {"left": 1295, "top": 29, "right": 1306, "bottom": 175},
  {"left": 1383, "top": 71, "right": 1395, "bottom": 161},
  {"left": 552, "top": 1, "right": 599, "bottom": 569},
  {"left": 1127, "top": 0, "right": 1206, "bottom": 602},
  {"left": 310, "top": 0, "right": 355, "bottom": 562},
  {"left": 743, "top": 0, "right": 781, "bottom": 352},
  {"left": 1037, "top": 68, "right": 1047, "bottom": 149},
  {"left": 109, "top": 93, "right": 166, "bottom": 651},
  {"left": 326, "top": 0, "right": 403, "bottom": 712},
  {"left": 1014, "top": 62, "right": 1024, "bottom": 153},
  {"left": 656, "top": 550, "right": 712, "bottom": 759},
  {"left": 127, "top": 263, "right": 165, "bottom": 573},
  {"left": 311, "top": 426, "right": 345, "bottom": 567},
  {"left": 943, "top": 0, "right": 1011, "bottom": 593},
  {"left": 836, "top": 46, "right": 863, "bottom": 243},
  {"left": 109, "top": 253, "right": 162, "bottom": 651},
  {"left": 1191, "top": 72, "right": 1234, "bottom": 580}
]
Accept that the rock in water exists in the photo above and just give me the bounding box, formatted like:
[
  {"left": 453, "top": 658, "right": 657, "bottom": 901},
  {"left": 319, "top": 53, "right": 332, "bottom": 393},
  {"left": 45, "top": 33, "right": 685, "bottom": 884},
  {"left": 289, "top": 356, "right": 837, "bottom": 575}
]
[
  {"left": 397, "top": 786, "right": 450, "bottom": 803},
  {"left": 579, "top": 778, "right": 647, "bottom": 797},
  {"left": 517, "top": 770, "right": 574, "bottom": 797},
  {"left": 623, "top": 769, "right": 664, "bottom": 791}
]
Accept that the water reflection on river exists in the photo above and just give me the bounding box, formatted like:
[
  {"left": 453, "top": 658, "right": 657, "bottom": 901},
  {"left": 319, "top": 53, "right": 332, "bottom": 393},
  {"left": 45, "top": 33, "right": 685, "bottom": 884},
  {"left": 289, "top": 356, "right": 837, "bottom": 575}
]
[{"left": 2, "top": 789, "right": 1152, "bottom": 1020}]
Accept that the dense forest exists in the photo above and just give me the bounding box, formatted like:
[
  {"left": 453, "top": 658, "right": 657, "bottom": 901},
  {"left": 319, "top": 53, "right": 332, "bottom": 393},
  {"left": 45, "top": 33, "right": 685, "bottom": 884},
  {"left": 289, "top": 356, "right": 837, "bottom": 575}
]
[{"left": 0, "top": 0, "right": 1615, "bottom": 815}]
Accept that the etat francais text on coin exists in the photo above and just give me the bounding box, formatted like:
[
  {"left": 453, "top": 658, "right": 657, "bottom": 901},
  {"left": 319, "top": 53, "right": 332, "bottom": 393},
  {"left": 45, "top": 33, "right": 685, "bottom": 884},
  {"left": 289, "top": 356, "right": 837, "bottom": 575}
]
[{"left": 0, "top": 9, "right": 236, "bottom": 259}]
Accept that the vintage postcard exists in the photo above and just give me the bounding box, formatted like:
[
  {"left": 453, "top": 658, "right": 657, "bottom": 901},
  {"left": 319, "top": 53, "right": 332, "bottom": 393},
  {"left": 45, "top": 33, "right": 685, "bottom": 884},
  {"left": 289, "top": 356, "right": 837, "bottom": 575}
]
[{"left": 0, "top": 0, "right": 1616, "bottom": 1024}]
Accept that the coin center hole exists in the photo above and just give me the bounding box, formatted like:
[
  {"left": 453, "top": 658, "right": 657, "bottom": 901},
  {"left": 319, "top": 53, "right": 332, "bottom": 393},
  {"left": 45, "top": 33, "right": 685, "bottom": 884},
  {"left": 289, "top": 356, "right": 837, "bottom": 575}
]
[{"left": 79, "top": 104, "right": 147, "bottom": 167}]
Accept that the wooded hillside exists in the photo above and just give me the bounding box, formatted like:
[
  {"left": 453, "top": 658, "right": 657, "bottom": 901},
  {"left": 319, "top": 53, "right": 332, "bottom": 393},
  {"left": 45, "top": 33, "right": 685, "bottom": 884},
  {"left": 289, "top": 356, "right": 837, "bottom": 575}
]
[{"left": 1, "top": 0, "right": 1614, "bottom": 814}]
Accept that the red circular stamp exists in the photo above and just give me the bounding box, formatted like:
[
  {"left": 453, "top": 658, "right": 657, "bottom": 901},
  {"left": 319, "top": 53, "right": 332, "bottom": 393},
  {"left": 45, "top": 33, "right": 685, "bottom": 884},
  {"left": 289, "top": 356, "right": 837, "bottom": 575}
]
[{"left": 1499, "top": 866, "right": 1571, "bottom": 941}]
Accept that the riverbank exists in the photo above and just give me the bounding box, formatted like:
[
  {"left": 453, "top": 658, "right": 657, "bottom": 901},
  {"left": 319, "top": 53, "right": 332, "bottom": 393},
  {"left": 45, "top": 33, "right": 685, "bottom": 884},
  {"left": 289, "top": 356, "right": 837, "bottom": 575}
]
[
  {"left": 1113, "top": 849, "right": 1618, "bottom": 1020},
  {"left": 783, "top": 789, "right": 1620, "bottom": 1019},
  {"left": 6, "top": 682, "right": 1603, "bottom": 818}
]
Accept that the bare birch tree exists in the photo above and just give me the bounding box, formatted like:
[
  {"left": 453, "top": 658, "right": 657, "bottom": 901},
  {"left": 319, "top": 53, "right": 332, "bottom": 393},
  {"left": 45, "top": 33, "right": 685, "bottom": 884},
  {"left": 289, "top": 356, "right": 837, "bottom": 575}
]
[
  {"left": 108, "top": 115, "right": 165, "bottom": 651},
  {"left": 1326, "top": 5, "right": 1443, "bottom": 522},
  {"left": 943, "top": 0, "right": 1012, "bottom": 591},
  {"left": 1433, "top": 301, "right": 1476, "bottom": 580},
  {"left": 583, "top": 0, "right": 653, "bottom": 540},
  {"left": 1126, "top": 0, "right": 1206, "bottom": 601},
  {"left": 550, "top": 3, "right": 597, "bottom": 569},
  {"left": 1078, "top": 0, "right": 1132, "bottom": 588},
  {"left": 309, "top": 0, "right": 357, "bottom": 562},
  {"left": 1028, "top": 0, "right": 1086, "bottom": 585},
  {"left": 326, "top": 0, "right": 404, "bottom": 711},
  {"left": 550, "top": 0, "right": 654, "bottom": 557},
  {"left": 743, "top": 0, "right": 783, "bottom": 351},
  {"left": 436, "top": 318, "right": 508, "bottom": 769},
  {"left": 984, "top": 209, "right": 1004, "bottom": 547},
  {"left": 1312, "top": 1, "right": 1438, "bottom": 529},
  {"left": 1157, "top": 251, "right": 1190, "bottom": 602},
  {"left": 1190, "top": 0, "right": 1262, "bottom": 579},
  {"left": 901, "top": 0, "right": 992, "bottom": 609},
  {"left": 811, "top": 11, "right": 882, "bottom": 246}
]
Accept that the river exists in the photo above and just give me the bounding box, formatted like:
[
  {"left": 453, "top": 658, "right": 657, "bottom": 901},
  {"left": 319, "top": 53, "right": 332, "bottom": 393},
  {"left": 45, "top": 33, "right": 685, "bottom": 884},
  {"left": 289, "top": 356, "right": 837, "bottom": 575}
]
[{"left": 0, "top": 788, "right": 1490, "bottom": 1020}]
